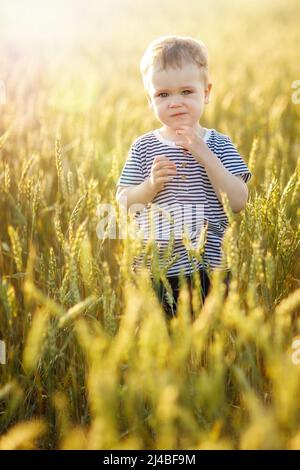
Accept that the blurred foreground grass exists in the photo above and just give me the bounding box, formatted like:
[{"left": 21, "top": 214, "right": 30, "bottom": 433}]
[{"left": 0, "top": 0, "right": 300, "bottom": 450}]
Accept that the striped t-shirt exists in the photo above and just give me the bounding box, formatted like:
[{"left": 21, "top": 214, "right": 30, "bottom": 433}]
[{"left": 117, "top": 128, "right": 252, "bottom": 277}]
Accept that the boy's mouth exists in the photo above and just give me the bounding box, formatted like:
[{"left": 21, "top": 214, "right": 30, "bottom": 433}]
[{"left": 171, "top": 112, "right": 187, "bottom": 117}]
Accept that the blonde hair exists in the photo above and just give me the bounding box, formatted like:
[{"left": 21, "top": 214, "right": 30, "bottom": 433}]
[{"left": 140, "top": 35, "right": 209, "bottom": 90}]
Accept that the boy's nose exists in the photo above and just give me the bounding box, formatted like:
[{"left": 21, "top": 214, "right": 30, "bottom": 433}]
[{"left": 169, "top": 100, "right": 183, "bottom": 109}]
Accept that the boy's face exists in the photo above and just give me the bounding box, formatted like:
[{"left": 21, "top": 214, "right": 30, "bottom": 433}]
[{"left": 145, "top": 62, "right": 212, "bottom": 130}]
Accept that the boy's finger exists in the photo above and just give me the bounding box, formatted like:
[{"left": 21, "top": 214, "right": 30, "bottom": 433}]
[
  {"left": 155, "top": 170, "right": 176, "bottom": 179},
  {"left": 153, "top": 159, "right": 176, "bottom": 168},
  {"left": 153, "top": 155, "right": 170, "bottom": 162},
  {"left": 153, "top": 163, "right": 176, "bottom": 173},
  {"left": 153, "top": 156, "right": 177, "bottom": 168}
]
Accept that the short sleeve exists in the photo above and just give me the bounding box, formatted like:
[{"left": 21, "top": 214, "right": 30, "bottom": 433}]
[
  {"left": 117, "top": 141, "right": 145, "bottom": 186},
  {"left": 221, "top": 136, "right": 252, "bottom": 184}
]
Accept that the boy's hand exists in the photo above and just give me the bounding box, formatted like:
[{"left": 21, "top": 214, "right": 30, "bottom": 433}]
[
  {"left": 149, "top": 155, "right": 177, "bottom": 192},
  {"left": 174, "top": 126, "right": 210, "bottom": 166}
]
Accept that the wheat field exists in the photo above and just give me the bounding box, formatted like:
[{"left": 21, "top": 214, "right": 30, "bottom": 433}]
[{"left": 0, "top": 0, "right": 299, "bottom": 450}]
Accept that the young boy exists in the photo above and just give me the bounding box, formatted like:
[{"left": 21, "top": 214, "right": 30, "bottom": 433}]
[{"left": 116, "top": 35, "right": 252, "bottom": 317}]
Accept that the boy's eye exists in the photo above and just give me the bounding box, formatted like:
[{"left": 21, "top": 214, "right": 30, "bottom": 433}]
[{"left": 156, "top": 90, "right": 192, "bottom": 98}]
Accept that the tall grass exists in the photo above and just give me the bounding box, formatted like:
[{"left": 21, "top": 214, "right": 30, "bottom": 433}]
[{"left": 0, "top": 0, "right": 299, "bottom": 450}]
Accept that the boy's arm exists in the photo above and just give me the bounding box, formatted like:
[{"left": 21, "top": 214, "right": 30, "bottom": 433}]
[
  {"left": 174, "top": 127, "right": 251, "bottom": 213},
  {"left": 116, "top": 179, "right": 159, "bottom": 214},
  {"left": 203, "top": 155, "right": 249, "bottom": 213},
  {"left": 116, "top": 155, "right": 177, "bottom": 214}
]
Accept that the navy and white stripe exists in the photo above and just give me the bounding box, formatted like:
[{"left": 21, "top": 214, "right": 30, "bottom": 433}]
[{"left": 117, "top": 128, "right": 252, "bottom": 277}]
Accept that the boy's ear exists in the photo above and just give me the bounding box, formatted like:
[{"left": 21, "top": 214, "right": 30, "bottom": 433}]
[{"left": 204, "top": 83, "right": 212, "bottom": 104}]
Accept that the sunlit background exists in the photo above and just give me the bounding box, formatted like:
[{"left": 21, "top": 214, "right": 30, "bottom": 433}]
[
  {"left": 1, "top": 0, "right": 126, "bottom": 49},
  {"left": 1, "top": 0, "right": 299, "bottom": 132},
  {"left": 0, "top": 0, "right": 300, "bottom": 450},
  {"left": 0, "top": 0, "right": 299, "bottom": 198}
]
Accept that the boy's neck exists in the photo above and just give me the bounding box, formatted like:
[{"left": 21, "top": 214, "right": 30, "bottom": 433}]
[{"left": 158, "top": 123, "right": 205, "bottom": 141}]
